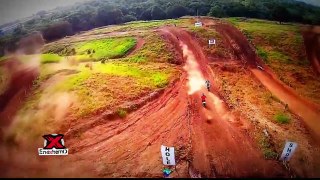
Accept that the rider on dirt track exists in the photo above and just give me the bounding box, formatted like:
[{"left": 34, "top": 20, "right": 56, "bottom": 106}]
[
  {"left": 201, "top": 93, "right": 207, "bottom": 107},
  {"left": 205, "top": 80, "right": 211, "bottom": 91}
]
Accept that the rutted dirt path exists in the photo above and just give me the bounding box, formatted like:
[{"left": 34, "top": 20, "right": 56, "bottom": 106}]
[
  {"left": 63, "top": 27, "right": 289, "bottom": 178},
  {"left": 125, "top": 38, "right": 145, "bottom": 57},
  {"left": 161, "top": 27, "right": 288, "bottom": 177},
  {"left": 213, "top": 20, "right": 320, "bottom": 141}
]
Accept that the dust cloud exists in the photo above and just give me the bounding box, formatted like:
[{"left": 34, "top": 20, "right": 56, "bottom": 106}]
[{"left": 182, "top": 44, "right": 206, "bottom": 95}]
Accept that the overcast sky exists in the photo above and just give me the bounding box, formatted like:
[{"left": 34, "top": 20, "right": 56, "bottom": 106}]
[{"left": 0, "top": 0, "right": 87, "bottom": 25}]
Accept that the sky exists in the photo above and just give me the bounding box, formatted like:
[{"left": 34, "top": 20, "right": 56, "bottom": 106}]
[{"left": 0, "top": 0, "right": 87, "bottom": 25}]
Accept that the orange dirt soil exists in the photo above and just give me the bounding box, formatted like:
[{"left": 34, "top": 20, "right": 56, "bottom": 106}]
[
  {"left": 2, "top": 19, "right": 319, "bottom": 178},
  {"left": 212, "top": 20, "right": 320, "bottom": 142},
  {"left": 57, "top": 27, "right": 289, "bottom": 178}
]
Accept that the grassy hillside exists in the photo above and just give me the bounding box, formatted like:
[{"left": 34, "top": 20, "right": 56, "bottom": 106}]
[
  {"left": 43, "top": 37, "right": 137, "bottom": 62},
  {"left": 226, "top": 17, "right": 320, "bottom": 104},
  {"left": 6, "top": 19, "right": 182, "bottom": 142}
]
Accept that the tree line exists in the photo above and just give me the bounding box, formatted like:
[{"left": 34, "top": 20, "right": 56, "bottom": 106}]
[{"left": 1, "top": 0, "right": 320, "bottom": 56}]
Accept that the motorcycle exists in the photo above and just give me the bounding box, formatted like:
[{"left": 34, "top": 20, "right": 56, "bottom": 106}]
[{"left": 202, "top": 100, "right": 206, "bottom": 107}]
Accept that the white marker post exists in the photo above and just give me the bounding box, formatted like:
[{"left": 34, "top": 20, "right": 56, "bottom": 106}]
[
  {"left": 279, "top": 141, "right": 298, "bottom": 162},
  {"left": 195, "top": 22, "right": 202, "bottom": 27},
  {"left": 208, "top": 39, "right": 216, "bottom": 48},
  {"left": 161, "top": 145, "right": 176, "bottom": 166}
]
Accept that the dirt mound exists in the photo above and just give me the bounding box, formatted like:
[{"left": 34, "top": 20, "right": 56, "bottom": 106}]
[
  {"left": 214, "top": 22, "right": 258, "bottom": 67},
  {"left": 125, "top": 38, "right": 145, "bottom": 57},
  {"left": 211, "top": 19, "right": 320, "bottom": 142},
  {"left": 0, "top": 59, "right": 39, "bottom": 128},
  {"left": 302, "top": 26, "right": 320, "bottom": 75}
]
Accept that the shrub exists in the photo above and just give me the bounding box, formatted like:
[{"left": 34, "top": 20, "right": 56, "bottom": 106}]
[
  {"left": 274, "top": 112, "right": 290, "bottom": 124},
  {"left": 257, "top": 47, "right": 268, "bottom": 63},
  {"left": 117, "top": 109, "right": 127, "bottom": 118}
]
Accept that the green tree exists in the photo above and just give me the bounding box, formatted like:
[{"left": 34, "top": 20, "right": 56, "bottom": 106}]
[
  {"left": 42, "top": 21, "right": 73, "bottom": 41},
  {"left": 13, "top": 24, "right": 27, "bottom": 36},
  {"left": 96, "top": 6, "right": 124, "bottom": 26},
  {"left": 272, "top": 5, "right": 290, "bottom": 24},
  {"left": 123, "top": 15, "right": 137, "bottom": 22},
  {"left": 139, "top": 9, "right": 152, "bottom": 20},
  {"left": 166, "top": 5, "right": 189, "bottom": 18},
  {"left": 208, "top": 5, "right": 226, "bottom": 18},
  {"left": 151, "top": 6, "right": 167, "bottom": 20}
]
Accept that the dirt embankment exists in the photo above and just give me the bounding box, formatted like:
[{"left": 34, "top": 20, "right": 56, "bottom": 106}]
[
  {"left": 56, "top": 27, "right": 289, "bottom": 178},
  {"left": 1, "top": 25, "right": 293, "bottom": 178},
  {"left": 0, "top": 59, "right": 39, "bottom": 128},
  {"left": 302, "top": 26, "right": 320, "bottom": 75},
  {"left": 213, "top": 20, "right": 320, "bottom": 141},
  {"left": 159, "top": 27, "right": 289, "bottom": 178}
]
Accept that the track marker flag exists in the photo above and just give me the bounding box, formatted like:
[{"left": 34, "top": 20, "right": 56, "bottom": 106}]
[
  {"left": 195, "top": 22, "right": 202, "bottom": 27},
  {"left": 209, "top": 39, "right": 216, "bottom": 45},
  {"left": 161, "top": 145, "right": 176, "bottom": 166},
  {"left": 279, "top": 141, "right": 298, "bottom": 161}
]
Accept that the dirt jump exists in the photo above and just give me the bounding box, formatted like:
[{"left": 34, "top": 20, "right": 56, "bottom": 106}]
[
  {"left": 57, "top": 27, "right": 290, "bottom": 178},
  {"left": 302, "top": 26, "right": 320, "bottom": 75},
  {"left": 213, "top": 20, "right": 320, "bottom": 142}
]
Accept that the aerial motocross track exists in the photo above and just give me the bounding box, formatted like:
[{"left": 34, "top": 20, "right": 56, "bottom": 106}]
[
  {"left": 1, "top": 18, "right": 320, "bottom": 178},
  {"left": 64, "top": 26, "right": 290, "bottom": 178},
  {"left": 65, "top": 19, "right": 320, "bottom": 177}
]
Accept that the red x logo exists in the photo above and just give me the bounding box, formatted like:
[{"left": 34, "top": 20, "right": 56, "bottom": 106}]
[{"left": 43, "top": 134, "right": 65, "bottom": 149}]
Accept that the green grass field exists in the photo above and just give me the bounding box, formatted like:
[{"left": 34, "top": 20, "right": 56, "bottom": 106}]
[
  {"left": 75, "top": 38, "right": 137, "bottom": 59},
  {"left": 226, "top": 17, "right": 320, "bottom": 105},
  {"left": 43, "top": 37, "right": 137, "bottom": 62},
  {"left": 226, "top": 17, "right": 307, "bottom": 65},
  {"left": 0, "top": 54, "right": 63, "bottom": 64},
  {"left": 10, "top": 61, "right": 177, "bottom": 140},
  {"left": 85, "top": 19, "right": 188, "bottom": 36}
]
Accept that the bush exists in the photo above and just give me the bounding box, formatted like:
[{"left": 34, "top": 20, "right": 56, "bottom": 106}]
[
  {"left": 117, "top": 109, "right": 127, "bottom": 118},
  {"left": 274, "top": 112, "right": 290, "bottom": 124},
  {"left": 257, "top": 47, "right": 268, "bottom": 63},
  {"left": 260, "top": 136, "right": 277, "bottom": 159},
  {"left": 263, "top": 148, "right": 278, "bottom": 159}
]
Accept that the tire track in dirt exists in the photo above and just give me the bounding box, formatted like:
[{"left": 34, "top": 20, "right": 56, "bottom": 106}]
[
  {"left": 65, "top": 73, "right": 191, "bottom": 177},
  {"left": 64, "top": 27, "right": 289, "bottom": 178},
  {"left": 161, "top": 27, "right": 288, "bottom": 178}
]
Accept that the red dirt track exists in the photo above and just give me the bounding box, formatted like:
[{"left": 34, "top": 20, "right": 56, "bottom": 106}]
[
  {"left": 62, "top": 27, "right": 289, "bottom": 178},
  {"left": 3, "top": 20, "right": 319, "bottom": 178},
  {"left": 213, "top": 20, "right": 320, "bottom": 141}
]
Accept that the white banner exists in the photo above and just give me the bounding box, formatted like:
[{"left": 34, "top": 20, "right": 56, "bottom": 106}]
[
  {"left": 209, "top": 39, "right": 216, "bottom": 45},
  {"left": 279, "top": 141, "right": 298, "bottom": 161},
  {"left": 195, "top": 22, "right": 202, "bottom": 27},
  {"left": 161, "top": 145, "right": 176, "bottom": 166}
]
